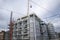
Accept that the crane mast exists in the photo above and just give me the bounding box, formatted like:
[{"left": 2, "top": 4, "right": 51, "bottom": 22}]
[{"left": 9, "top": 11, "right": 14, "bottom": 40}]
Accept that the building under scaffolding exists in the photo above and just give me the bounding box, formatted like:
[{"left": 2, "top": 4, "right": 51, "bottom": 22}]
[{"left": 12, "top": 14, "right": 56, "bottom": 40}]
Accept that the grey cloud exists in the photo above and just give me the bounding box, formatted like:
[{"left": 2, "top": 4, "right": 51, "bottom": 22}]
[{"left": 0, "top": 11, "right": 10, "bottom": 21}]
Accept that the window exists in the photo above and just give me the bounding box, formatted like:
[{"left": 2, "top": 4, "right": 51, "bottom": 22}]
[
  {"left": 24, "top": 29, "right": 28, "bottom": 33},
  {"left": 15, "top": 23, "right": 17, "bottom": 28},
  {"left": 24, "top": 34, "right": 28, "bottom": 37},
  {"left": 19, "top": 22, "right": 22, "bottom": 26},
  {"left": 19, "top": 27, "right": 22, "bottom": 29},
  {"left": 23, "top": 20, "right": 27, "bottom": 24},
  {"left": 19, "top": 31, "right": 21, "bottom": 34},
  {"left": 24, "top": 25, "right": 27, "bottom": 28}
]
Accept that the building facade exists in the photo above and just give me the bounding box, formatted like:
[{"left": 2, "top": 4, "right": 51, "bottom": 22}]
[
  {"left": 12, "top": 14, "right": 56, "bottom": 40},
  {"left": 0, "top": 31, "right": 5, "bottom": 40},
  {"left": 47, "top": 23, "right": 57, "bottom": 40},
  {"left": 5, "top": 31, "right": 10, "bottom": 40},
  {"left": 58, "top": 33, "right": 60, "bottom": 40},
  {"left": 13, "top": 14, "right": 42, "bottom": 40}
]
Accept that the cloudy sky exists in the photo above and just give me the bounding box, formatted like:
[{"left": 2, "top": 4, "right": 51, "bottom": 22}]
[{"left": 0, "top": 0, "right": 60, "bottom": 32}]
